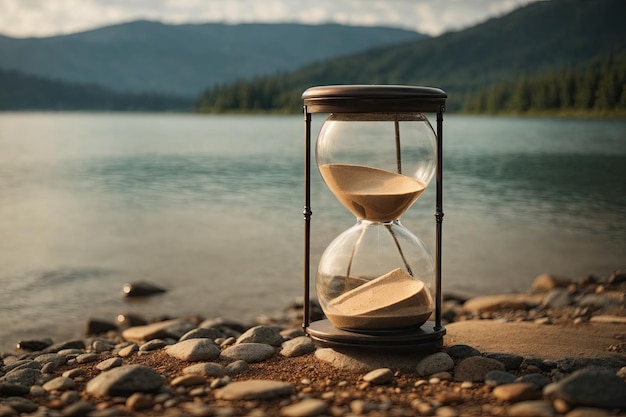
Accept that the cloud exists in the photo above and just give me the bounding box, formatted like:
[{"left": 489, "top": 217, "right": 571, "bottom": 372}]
[{"left": 0, "top": 0, "right": 538, "bottom": 38}]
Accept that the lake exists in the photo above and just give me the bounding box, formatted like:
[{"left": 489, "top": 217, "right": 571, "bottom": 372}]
[{"left": 0, "top": 112, "right": 624, "bottom": 350}]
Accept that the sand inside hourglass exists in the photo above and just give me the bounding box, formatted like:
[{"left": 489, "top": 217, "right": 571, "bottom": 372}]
[
  {"left": 326, "top": 268, "right": 433, "bottom": 330},
  {"left": 318, "top": 164, "right": 426, "bottom": 222}
]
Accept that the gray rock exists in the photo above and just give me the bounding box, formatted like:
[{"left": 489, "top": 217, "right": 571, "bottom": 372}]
[
  {"left": 2, "top": 397, "right": 38, "bottom": 413},
  {"left": 280, "top": 336, "right": 316, "bottom": 358},
  {"left": 43, "top": 340, "right": 85, "bottom": 353},
  {"left": 220, "top": 343, "right": 275, "bottom": 363},
  {"left": 415, "top": 352, "right": 454, "bottom": 377},
  {"left": 2, "top": 360, "right": 41, "bottom": 373},
  {"left": 182, "top": 362, "right": 227, "bottom": 377},
  {"left": 484, "top": 352, "right": 524, "bottom": 370},
  {"left": 0, "top": 382, "right": 30, "bottom": 396},
  {"left": 75, "top": 353, "right": 100, "bottom": 364},
  {"left": 15, "top": 339, "right": 53, "bottom": 352},
  {"left": 214, "top": 380, "right": 294, "bottom": 400},
  {"left": 507, "top": 400, "right": 555, "bottom": 417},
  {"left": 165, "top": 339, "right": 220, "bottom": 362},
  {"left": 515, "top": 373, "right": 551, "bottom": 389},
  {"left": 485, "top": 370, "right": 517, "bottom": 387},
  {"left": 543, "top": 367, "right": 626, "bottom": 409},
  {"left": 96, "top": 357, "right": 123, "bottom": 371},
  {"left": 139, "top": 339, "right": 168, "bottom": 351},
  {"left": 541, "top": 288, "right": 572, "bottom": 309},
  {"left": 454, "top": 356, "right": 505, "bottom": 382},
  {"left": 236, "top": 325, "right": 284, "bottom": 346},
  {"left": 362, "top": 368, "right": 393, "bottom": 385},
  {"left": 225, "top": 360, "right": 249, "bottom": 375},
  {"left": 556, "top": 357, "right": 626, "bottom": 373},
  {"left": 447, "top": 344, "right": 481, "bottom": 360},
  {"left": 61, "top": 400, "right": 95, "bottom": 417},
  {"left": 42, "top": 376, "right": 75, "bottom": 391},
  {"left": 0, "top": 368, "right": 41, "bottom": 387},
  {"left": 179, "top": 327, "right": 223, "bottom": 342},
  {"left": 122, "top": 319, "right": 196, "bottom": 342},
  {"left": 86, "top": 364, "right": 162, "bottom": 397},
  {"left": 280, "top": 399, "right": 328, "bottom": 417},
  {"left": 34, "top": 353, "right": 67, "bottom": 367}
]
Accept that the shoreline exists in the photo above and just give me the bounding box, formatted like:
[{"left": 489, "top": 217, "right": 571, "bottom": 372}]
[{"left": 1, "top": 271, "right": 625, "bottom": 416}]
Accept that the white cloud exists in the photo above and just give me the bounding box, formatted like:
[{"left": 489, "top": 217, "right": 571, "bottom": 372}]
[{"left": 0, "top": 0, "right": 538, "bottom": 38}]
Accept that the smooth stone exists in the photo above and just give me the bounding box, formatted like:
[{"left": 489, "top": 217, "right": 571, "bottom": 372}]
[
  {"left": 96, "top": 357, "right": 123, "bottom": 371},
  {"left": 15, "top": 339, "right": 53, "bottom": 352},
  {"left": 122, "top": 281, "right": 166, "bottom": 297},
  {"left": 0, "top": 382, "right": 30, "bottom": 396},
  {"left": 447, "top": 344, "right": 481, "bottom": 360},
  {"left": 220, "top": 343, "right": 275, "bottom": 363},
  {"left": 2, "top": 360, "right": 41, "bottom": 373},
  {"left": 463, "top": 294, "right": 541, "bottom": 312},
  {"left": 532, "top": 273, "right": 572, "bottom": 291},
  {"left": 139, "top": 339, "right": 169, "bottom": 351},
  {"left": 484, "top": 352, "right": 524, "bottom": 370},
  {"left": 0, "top": 368, "right": 41, "bottom": 387},
  {"left": 182, "top": 362, "right": 227, "bottom": 377},
  {"left": 125, "top": 392, "right": 155, "bottom": 411},
  {"left": 454, "top": 356, "right": 505, "bottom": 382},
  {"left": 492, "top": 382, "right": 542, "bottom": 402},
  {"left": 85, "top": 318, "right": 118, "bottom": 335},
  {"left": 122, "top": 319, "right": 196, "bottom": 342},
  {"left": 43, "top": 340, "right": 85, "bottom": 353},
  {"left": 565, "top": 407, "right": 612, "bottom": 417},
  {"left": 1, "top": 397, "right": 38, "bottom": 413},
  {"left": 543, "top": 367, "right": 626, "bottom": 409},
  {"left": 179, "top": 327, "right": 223, "bottom": 342},
  {"left": 165, "top": 339, "right": 220, "bottom": 362},
  {"left": 34, "top": 353, "right": 67, "bottom": 367},
  {"left": 280, "top": 336, "right": 316, "bottom": 358},
  {"left": 485, "top": 370, "right": 517, "bottom": 387},
  {"left": 416, "top": 352, "right": 454, "bottom": 377},
  {"left": 225, "top": 360, "right": 249, "bottom": 375},
  {"left": 280, "top": 398, "right": 328, "bottom": 417},
  {"left": 515, "top": 373, "right": 551, "bottom": 389},
  {"left": 314, "top": 348, "right": 426, "bottom": 372},
  {"left": 362, "top": 368, "right": 393, "bottom": 385},
  {"left": 63, "top": 368, "right": 86, "bottom": 378},
  {"left": 117, "top": 344, "right": 139, "bottom": 357},
  {"left": 236, "top": 325, "right": 284, "bottom": 347},
  {"left": 86, "top": 364, "right": 162, "bottom": 397},
  {"left": 541, "top": 288, "right": 573, "bottom": 309},
  {"left": 507, "top": 400, "right": 556, "bottom": 417},
  {"left": 214, "top": 380, "right": 294, "bottom": 400},
  {"left": 171, "top": 374, "right": 206, "bottom": 387},
  {"left": 42, "top": 376, "right": 75, "bottom": 391},
  {"left": 75, "top": 353, "right": 100, "bottom": 364}
]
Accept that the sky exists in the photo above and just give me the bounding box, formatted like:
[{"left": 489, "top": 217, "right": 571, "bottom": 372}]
[{"left": 0, "top": 0, "right": 541, "bottom": 39}]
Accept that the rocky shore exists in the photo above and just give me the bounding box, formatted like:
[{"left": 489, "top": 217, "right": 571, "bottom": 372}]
[{"left": 1, "top": 271, "right": 625, "bottom": 417}]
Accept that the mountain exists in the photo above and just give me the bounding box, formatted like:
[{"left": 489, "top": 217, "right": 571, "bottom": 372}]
[
  {"left": 197, "top": 0, "right": 626, "bottom": 112},
  {"left": 0, "top": 21, "right": 425, "bottom": 97}
]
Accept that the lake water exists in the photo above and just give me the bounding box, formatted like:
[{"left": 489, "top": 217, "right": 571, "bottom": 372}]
[{"left": 0, "top": 112, "right": 624, "bottom": 350}]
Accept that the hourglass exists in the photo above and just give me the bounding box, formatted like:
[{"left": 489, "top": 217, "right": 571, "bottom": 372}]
[{"left": 302, "top": 85, "right": 447, "bottom": 351}]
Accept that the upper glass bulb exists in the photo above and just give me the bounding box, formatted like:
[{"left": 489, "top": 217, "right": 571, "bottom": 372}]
[{"left": 316, "top": 112, "right": 437, "bottom": 222}]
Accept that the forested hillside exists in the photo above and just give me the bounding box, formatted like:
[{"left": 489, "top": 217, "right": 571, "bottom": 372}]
[
  {"left": 0, "top": 69, "right": 192, "bottom": 111},
  {"left": 196, "top": 0, "right": 626, "bottom": 115}
]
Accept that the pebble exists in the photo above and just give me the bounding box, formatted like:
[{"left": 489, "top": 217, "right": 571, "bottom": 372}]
[
  {"left": 122, "top": 319, "right": 195, "bottom": 342},
  {"left": 280, "top": 398, "right": 328, "bottom": 417},
  {"left": 182, "top": 362, "right": 227, "bottom": 377},
  {"left": 484, "top": 370, "right": 517, "bottom": 387},
  {"left": 86, "top": 364, "right": 163, "bottom": 397},
  {"left": 125, "top": 392, "right": 155, "bottom": 410},
  {"left": 96, "top": 357, "right": 123, "bottom": 371},
  {"left": 214, "top": 380, "right": 294, "bottom": 400},
  {"left": 165, "top": 338, "right": 220, "bottom": 361},
  {"left": 179, "top": 327, "right": 223, "bottom": 341},
  {"left": 171, "top": 374, "right": 206, "bottom": 387},
  {"left": 237, "top": 325, "right": 284, "bottom": 346},
  {"left": 42, "top": 376, "right": 75, "bottom": 391},
  {"left": 280, "top": 336, "right": 316, "bottom": 357},
  {"left": 543, "top": 367, "right": 626, "bottom": 409},
  {"left": 415, "top": 352, "right": 454, "bottom": 377},
  {"left": 447, "top": 344, "right": 481, "bottom": 360},
  {"left": 75, "top": 353, "right": 100, "bottom": 364},
  {"left": 220, "top": 343, "right": 275, "bottom": 363},
  {"left": 117, "top": 343, "right": 138, "bottom": 357},
  {"left": 225, "top": 359, "right": 249, "bottom": 375},
  {"left": 0, "top": 368, "right": 41, "bottom": 387},
  {"left": 454, "top": 356, "right": 505, "bottom": 382},
  {"left": 140, "top": 338, "right": 170, "bottom": 351},
  {"left": 362, "top": 368, "right": 393, "bottom": 385},
  {"left": 515, "top": 373, "right": 551, "bottom": 389},
  {"left": 506, "top": 400, "right": 555, "bottom": 417},
  {"left": 484, "top": 352, "right": 524, "bottom": 370},
  {"left": 492, "top": 382, "right": 542, "bottom": 402}
]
